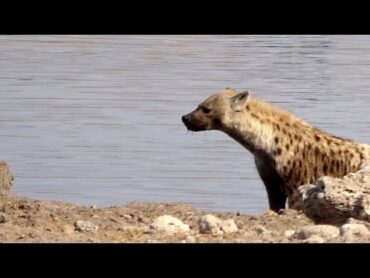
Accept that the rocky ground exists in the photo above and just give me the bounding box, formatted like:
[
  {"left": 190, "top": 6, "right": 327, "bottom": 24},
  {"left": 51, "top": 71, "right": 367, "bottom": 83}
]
[
  {"left": 1, "top": 192, "right": 370, "bottom": 243},
  {"left": 2, "top": 161, "right": 370, "bottom": 243}
]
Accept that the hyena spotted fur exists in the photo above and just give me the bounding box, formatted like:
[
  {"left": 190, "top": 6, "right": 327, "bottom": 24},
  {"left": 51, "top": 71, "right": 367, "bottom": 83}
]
[{"left": 182, "top": 88, "right": 370, "bottom": 212}]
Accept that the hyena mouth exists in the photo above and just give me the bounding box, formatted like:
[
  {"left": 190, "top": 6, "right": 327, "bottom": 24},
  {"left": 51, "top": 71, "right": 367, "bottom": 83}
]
[{"left": 181, "top": 115, "right": 206, "bottom": 132}]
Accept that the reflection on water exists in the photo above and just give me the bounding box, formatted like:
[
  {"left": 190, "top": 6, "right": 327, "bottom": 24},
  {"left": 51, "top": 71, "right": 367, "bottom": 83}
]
[{"left": 1, "top": 35, "right": 370, "bottom": 215}]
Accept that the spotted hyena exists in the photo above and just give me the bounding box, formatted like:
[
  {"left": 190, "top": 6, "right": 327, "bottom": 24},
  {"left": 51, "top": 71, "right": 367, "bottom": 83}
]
[{"left": 181, "top": 88, "right": 370, "bottom": 212}]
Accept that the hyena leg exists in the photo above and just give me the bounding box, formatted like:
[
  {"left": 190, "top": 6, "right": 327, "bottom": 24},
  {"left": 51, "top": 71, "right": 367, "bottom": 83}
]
[{"left": 254, "top": 156, "right": 287, "bottom": 212}]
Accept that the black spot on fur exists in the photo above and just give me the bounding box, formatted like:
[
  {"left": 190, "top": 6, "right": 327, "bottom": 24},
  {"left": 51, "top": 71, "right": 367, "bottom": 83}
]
[
  {"left": 356, "top": 148, "right": 363, "bottom": 159},
  {"left": 275, "top": 137, "right": 279, "bottom": 144},
  {"left": 315, "top": 135, "right": 320, "bottom": 142},
  {"left": 323, "top": 164, "right": 328, "bottom": 174},
  {"left": 330, "top": 162, "right": 336, "bottom": 172},
  {"left": 295, "top": 175, "right": 301, "bottom": 184}
]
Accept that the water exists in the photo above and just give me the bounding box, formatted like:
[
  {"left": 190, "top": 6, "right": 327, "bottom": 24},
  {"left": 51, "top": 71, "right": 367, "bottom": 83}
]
[{"left": 1, "top": 35, "right": 370, "bottom": 215}]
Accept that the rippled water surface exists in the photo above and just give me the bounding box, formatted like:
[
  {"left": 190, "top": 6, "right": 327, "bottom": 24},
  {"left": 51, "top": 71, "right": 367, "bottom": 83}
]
[{"left": 1, "top": 35, "right": 370, "bottom": 214}]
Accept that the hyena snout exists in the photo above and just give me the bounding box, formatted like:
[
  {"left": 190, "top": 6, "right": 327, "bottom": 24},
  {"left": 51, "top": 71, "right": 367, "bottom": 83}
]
[
  {"left": 181, "top": 114, "right": 194, "bottom": 131},
  {"left": 181, "top": 113, "right": 208, "bottom": 132}
]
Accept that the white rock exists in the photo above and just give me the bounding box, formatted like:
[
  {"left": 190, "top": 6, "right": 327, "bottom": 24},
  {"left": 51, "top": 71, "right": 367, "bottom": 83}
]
[
  {"left": 284, "top": 230, "right": 295, "bottom": 238},
  {"left": 346, "top": 218, "right": 370, "bottom": 230},
  {"left": 74, "top": 220, "right": 99, "bottom": 232},
  {"left": 295, "top": 164, "right": 370, "bottom": 222},
  {"left": 340, "top": 224, "right": 370, "bottom": 238},
  {"left": 198, "top": 214, "right": 223, "bottom": 235},
  {"left": 220, "top": 219, "right": 238, "bottom": 234},
  {"left": 294, "top": 225, "right": 339, "bottom": 240},
  {"left": 198, "top": 215, "right": 238, "bottom": 235},
  {"left": 150, "top": 215, "right": 190, "bottom": 235}
]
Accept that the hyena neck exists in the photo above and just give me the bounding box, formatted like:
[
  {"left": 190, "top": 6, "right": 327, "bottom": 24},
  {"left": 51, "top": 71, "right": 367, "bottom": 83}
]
[
  {"left": 222, "top": 125, "right": 262, "bottom": 154},
  {"left": 221, "top": 97, "right": 306, "bottom": 158}
]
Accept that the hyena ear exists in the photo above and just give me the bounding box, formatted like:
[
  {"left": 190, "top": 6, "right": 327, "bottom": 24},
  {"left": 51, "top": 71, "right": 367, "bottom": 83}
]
[{"left": 230, "top": 90, "right": 250, "bottom": 112}]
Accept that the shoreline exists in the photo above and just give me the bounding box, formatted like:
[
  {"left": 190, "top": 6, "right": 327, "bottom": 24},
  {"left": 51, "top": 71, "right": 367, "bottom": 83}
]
[
  {"left": 0, "top": 191, "right": 315, "bottom": 243},
  {"left": 2, "top": 162, "right": 370, "bottom": 243},
  {"left": 0, "top": 191, "right": 368, "bottom": 243}
]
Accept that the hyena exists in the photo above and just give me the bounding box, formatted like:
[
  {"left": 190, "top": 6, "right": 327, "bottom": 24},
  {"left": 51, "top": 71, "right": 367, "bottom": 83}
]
[{"left": 181, "top": 88, "right": 370, "bottom": 212}]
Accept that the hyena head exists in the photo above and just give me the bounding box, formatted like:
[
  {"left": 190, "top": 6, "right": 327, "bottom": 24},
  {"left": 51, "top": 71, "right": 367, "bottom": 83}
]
[{"left": 182, "top": 88, "right": 250, "bottom": 132}]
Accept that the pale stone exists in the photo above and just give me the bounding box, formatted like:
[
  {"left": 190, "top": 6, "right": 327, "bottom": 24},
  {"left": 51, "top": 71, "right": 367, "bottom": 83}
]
[
  {"left": 294, "top": 225, "right": 339, "bottom": 240},
  {"left": 74, "top": 220, "right": 99, "bottom": 232},
  {"left": 150, "top": 215, "right": 190, "bottom": 235}
]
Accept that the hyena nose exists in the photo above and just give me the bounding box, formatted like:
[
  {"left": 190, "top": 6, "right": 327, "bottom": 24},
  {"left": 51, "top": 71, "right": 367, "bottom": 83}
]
[{"left": 181, "top": 115, "right": 187, "bottom": 124}]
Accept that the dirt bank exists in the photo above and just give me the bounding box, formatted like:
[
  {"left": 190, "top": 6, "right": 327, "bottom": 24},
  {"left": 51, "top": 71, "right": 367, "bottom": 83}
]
[
  {"left": 0, "top": 191, "right": 314, "bottom": 243},
  {"left": 2, "top": 161, "right": 370, "bottom": 243},
  {"left": 0, "top": 191, "right": 368, "bottom": 243}
]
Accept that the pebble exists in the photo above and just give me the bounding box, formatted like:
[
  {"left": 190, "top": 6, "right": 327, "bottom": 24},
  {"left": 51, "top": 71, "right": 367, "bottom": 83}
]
[{"left": 74, "top": 220, "right": 99, "bottom": 232}]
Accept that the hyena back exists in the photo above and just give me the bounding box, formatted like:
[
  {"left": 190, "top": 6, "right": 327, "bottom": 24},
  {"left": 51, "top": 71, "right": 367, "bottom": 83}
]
[{"left": 181, "top": 88, "right": 370, "bottom": 211}]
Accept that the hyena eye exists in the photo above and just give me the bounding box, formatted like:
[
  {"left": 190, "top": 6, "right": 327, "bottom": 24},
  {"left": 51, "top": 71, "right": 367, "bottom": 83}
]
[{"left": 201, "top": 107, "right": 211, "bottom": 114}]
